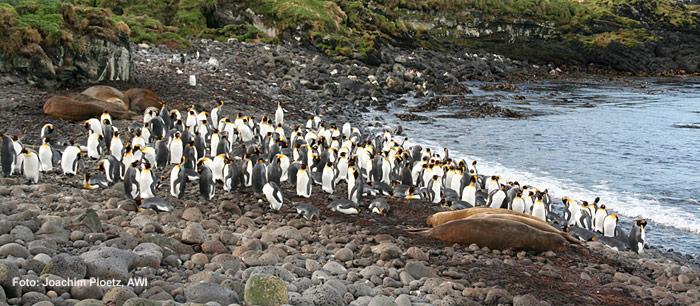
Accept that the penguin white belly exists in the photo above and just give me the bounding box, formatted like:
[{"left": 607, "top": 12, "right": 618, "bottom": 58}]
[
  {"left": 23, "top": 154, "right": 40, "bottom": 183},
  {"left": 211, "top": 160, "right": 225, "bottom": 183},
  {"left": 430, "top": 183, "right": 441, "bottom": 204},
  {"left": 449, "top": 177, "right": 461, "bottom": 193},
  {"left": 461, "top": 186, "right": 476, "bottom": 205},
  {"left": 322, "top": 169, "right": 334, "bottom": 194},
  {"left": 297, "top": 172, "right": 311, "bottom": 197},
  {"left": 337, "top": 206, "right": 358, "bottom": 214},
  {"left": 489, "top": 191, "right": 506, "bottom": 208},
  {"left": 170, "top": 167, "right": 181, "bottom": 197},
  {"left": 169, "top": 140, "right": 183, "bottom": 164},
  {"left": 110, "top": 140, "right": 123, "bottom": 160},
  {"left": 39, "top": 145, "right": 53, "bottom": 172},
  {"left": 87, "top": 134, "right": 101, "bottom": 159},
  {"left": 532, "top": 205, "right": 546, "bottom": 221},
  {"left": 210, "top": 137, "right": 220, "bottom": 157},
  {"left": 524, "top": 198, "right": 534, "bottom": 214},
  {"left": 381, "top": 161, "right": 391, "bottom": 184},
  {"left": 511, "top": 198, "right": 525, "bottom": 213},
  {"left": 61, "top": 147, "right": 80, "bottom": 175},
  {"left": 139, "top": 172, "right": 155, "bottom": 199}
]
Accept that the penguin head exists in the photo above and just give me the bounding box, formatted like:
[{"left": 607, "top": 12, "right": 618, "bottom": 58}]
[
  {"left": 600, "top": 204, "right": 606, "bottom": 210},
  {"left": 20, "top": 148, "right": 29, "bottom": 155},
  {"left": 217, "top": 99, "right": 224, "bottom": 107},
  {"left": 300, "top": 164, "right": 307, "bottom": 171},
  {"left": 97, "top": 161, "right": 105, "bottom": 172},
  {"left": 113, "top": 130, "right": 120, "bottom": 137},
  {"left": 472, "top": 160, "right": 477, "bottom": 166},
  {"left": 432, "top": 175, "right": 439, "bottom": 181},
  {"left": 143, "top": 162, "right": 152, "bottom": 170},
  {"left": 636, "top": 219, "right": 647, "bottom": 228},
  {"left": 83, "top": 121, "right": 90, "bottom": 130},
  {"left": 594, "top": 197, "right": 600, "bottom": 204},
  {"left": 515, "top": 191, "right": 523, "bottom": 198},
  {"left": 98, "top": 135, "right": 104, "bottom": 142}
]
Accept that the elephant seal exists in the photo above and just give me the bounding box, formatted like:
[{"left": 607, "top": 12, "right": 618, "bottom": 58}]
[
  {"left": 416, "top": 217, "right": 571, "bottom": 252},
  {"left": 81, "top": 85, "right": 129, "bottom": 110},
  {"left": 43, "top": 95, "right": 137, "bottom": 121},
  {"left": 124, "top": 88, "right": 165, "bottom": 113},
  {"left": 427, "top": 207, "right": 536, "bottom": 227},
  {"left": 464, "top": 213, "right": 581, "bottom": 245}
]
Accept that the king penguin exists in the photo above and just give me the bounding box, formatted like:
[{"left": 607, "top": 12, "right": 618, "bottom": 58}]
[
  {"left": 198, "top": 162, "right": 215, "bottom": 201},
  {"left": 61, "top": 144, "right": 82, "bottom": 176},
  {"left": 123, "top": 161, "right": 140, "bottom": 200},
  {"left": 252, "top": 158, "right": 268, "bottom": 194},
  {"left": 460, "top": 176, "right": 477, "bottom": 206},
  {"left": 169, "top": 132, "right": 184, "bottom": 164},
  {"left": 296, "top": 164, "right": 312, "bottom": 198},
  {"left": 170, "top": 158, "right": 187, "bottom": 199},
  {"left": 487, "top": 184, "right": 507, "bottom": 209},
  {"left": 295, "top": 203, "right": 320, "bottom": 220},
  {"left": 21, "top": 148, "right": 40, "bottom": 184},
  {"left": 594, "top": 204, "right": 608, "bottom": 233},
  {"left": 1, "top": 133, "right": 16, "bottom": 176},
  {"left": 531, "top": 194, "right": 547, "bottom": 222},
  {"left": 602, "top": 213, "right": 618, "bottom": 238},
  {"left": 138, "top": 163, "right": 158, "bottom": 199},
  {"left": 263, "top": 181, "right": 284, "bottom": 211},
  {"left": 629, "top": 219, "right": 647, "bottom": 254},
  {"left": 321, "top": 161, "right": 336, "bottom": 194},
  {"left": 38, "top": 138, "right": 54, "bottom": 172}
]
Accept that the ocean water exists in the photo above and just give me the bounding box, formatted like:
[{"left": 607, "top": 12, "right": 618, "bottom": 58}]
[{"left": 374, "top": 78, "right": 700, "bottom": 255}]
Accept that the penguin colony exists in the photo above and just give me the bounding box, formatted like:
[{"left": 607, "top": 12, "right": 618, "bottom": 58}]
[{"left": 0, "top": 98, "right": 647, "bottom": 253}]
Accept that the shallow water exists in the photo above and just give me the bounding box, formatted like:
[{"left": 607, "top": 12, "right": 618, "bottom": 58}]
[{"left": 374, "top": 78, "right": 700, "bottom": 255}]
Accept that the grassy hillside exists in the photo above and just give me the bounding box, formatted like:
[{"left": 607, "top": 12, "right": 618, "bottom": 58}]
[{"left": 1, "top": 0, "right": 698, "bottom": 70}]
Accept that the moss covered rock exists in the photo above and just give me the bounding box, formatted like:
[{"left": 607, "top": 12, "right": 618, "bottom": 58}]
[{"left": 244, "top": 274, "right": 289, "bottom": 306}]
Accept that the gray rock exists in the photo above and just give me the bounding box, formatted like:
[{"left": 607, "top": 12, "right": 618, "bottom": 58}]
[
  {"left": 371, "top": 243, "right": 401, "bottom": 260},
  {"left": 395, "top": 294, "right": 411, "bottom": 306},
  {"left": 70, "top": 279, "right": 104, "bottom": 300},
  {"left": 122, "top": 297, "right": 161, "bottom": 306},
  {"left": 184, "top": 282, "right": 239, "bottom": 305},
  {"left": 347, "top": 283, "right": 373, "bottom": 298},
  {"left": 41, "top": 254, "right": 86, "bottom": 279},
  {"left": 41, "top": 274, "right": 70, "bottom": 294},
  {"left": 369, "top": 295, "right": 398, "bottom": 306},
  {"left": 211, "top": 254, "right": 241, "bottom": 272},
  {"left": 181, "top": 207, "right": 203, "bottom": 221},
  {"left": 485, "top": 288, "right": 512, "bottom": 305},
  {"left": 20, "top": 291, "right": 50, "bottom": 305},
  {"left": 272, "top": 226, "right": 303, "bottom": 241},
  {"left": 0, "top": 243, "right": 30, "bottom": 258},
  {"left": 334, "top": 248, "right": 354, "bottom": 262},
  {"left": 405, "top": 261, "right": 437, "bottom": 279},
  {"left": 80, "top": 247, "right": 135, "bottom": 281},
  {"left": 74, "top": 299, "right": 104, "bottom": 306},
  {"left": 181, "top": 223, "right": 207, "bottom": 244},
  {"left": 0, "top": 261, "right": 21, "bottom": 298},
  {"left": 10, "top": 225, "right": 33, "bottom": 242},
  {"left": 71, "top": 209, "right": 102, "bottom": 233},
  {"left": 103, "top": 287, "right": 137, "bottom": 306},
  {"left": 323, "top": 261, "right": 347, "bottom": 276},
  {"left": 132, "top": 243, "right": 163, "bottom": 269},
  {"left": 513, "top": 294, "right": 544, "bottom": 306},
  {"left": 359, "top": 266, "right": 383, "bottom": 279},
  {"left": 405, "top": 247, "right": 429, "bottom": 261},
  {"left": 302, "top": 284, "right": 343, "bottom": 306},
  {"left": 35, "top": 217, "right": 69, "bottom": 242}
]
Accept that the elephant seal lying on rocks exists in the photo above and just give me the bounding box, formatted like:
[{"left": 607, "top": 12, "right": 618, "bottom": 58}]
[
  {"left": 124, "top": 88, "right": 165, "bottom": 113},
  {"left": 43, "top": 94, "right": 138, "bottom": 121},
  {"left": 44, "top": 85, "right": 163, "bottom": 121},
  {"left": 416, "top": 208, "right": 583, "bottom": 252},
  {"left": 416, "top": 217, "right": 572, "bottom": 252}
]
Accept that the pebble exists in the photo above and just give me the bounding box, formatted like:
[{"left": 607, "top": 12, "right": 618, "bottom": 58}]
[
  {"left": 181, "top": 222, "right": 208, "bottom": 244},
  {"left": 335, "top": 247, "right": 354, "bottom": 262}
]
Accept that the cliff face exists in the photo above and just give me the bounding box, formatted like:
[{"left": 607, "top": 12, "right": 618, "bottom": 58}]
[{"left": 0, "top": 2, "right": 133, "bottom": 87}]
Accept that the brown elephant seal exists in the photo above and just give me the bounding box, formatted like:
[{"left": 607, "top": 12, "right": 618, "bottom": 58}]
[
  {"left": 427, "top": 207, "right": 537, "bottom": 227},
  {"left": 81, "top": 85, "right": 128, "bottom": 110},
  {"left": 465, "top": 213, "right": 581, "bottom": 245},
  {"left": 124, "top": 88, "right": 164, "bottom": 113},
  {"left": 43, "top": 94, "right": 137, "bottom": 121},
  {"left": 416, "top": 217, "right": 571, "bottom": 252}
]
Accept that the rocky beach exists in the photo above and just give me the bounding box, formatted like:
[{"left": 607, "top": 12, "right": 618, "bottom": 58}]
[
  {"left": 0, "top": 37, "right": 698, "bottom": 306},
  {"left": 2, "top": 0, "right": 700, "bottom": 305}
]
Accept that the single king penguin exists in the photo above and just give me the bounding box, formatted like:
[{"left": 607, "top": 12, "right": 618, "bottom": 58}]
[
  {"left": 61, "top": 144, "right": 82, "bottom": 176},
  {"left": 123, "top": 161, "right": 140, "bottom": 200},
  {"left": 263, "top": 182, "right": 283, "bottom": 211},
  {"left": 1, "top": 133, "right": 16, "bottom": 176},
  {"left": 198, "top": 163, "right": 215, "bottom": 201},
  {"left": 295, "top": 203, "right": 320, "bottom": 220},
  {"left": 252, "top": 158, "right": 268, "bottom": 194},
  {"left": 321, "top": 161, "right": 336, "bottom": 194},
  {"left": 138, "top": 163, "right": 158, "bottom": 199},
  {"left": 296, "top": 164, "right": 312, "bottom": 198},
  {"left": 629, "top": 219, "right": 647, "bottom": 254},
  {"left": 21, "top": 148, "right": 40, "bottom": 184},
  {"left": 170, "top": 160, "right": 187, "bottom": 199}
]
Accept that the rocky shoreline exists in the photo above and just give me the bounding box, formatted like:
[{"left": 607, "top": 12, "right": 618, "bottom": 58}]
[{"left": 1, "top": 39, "right": 700, "bottom": 306}]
